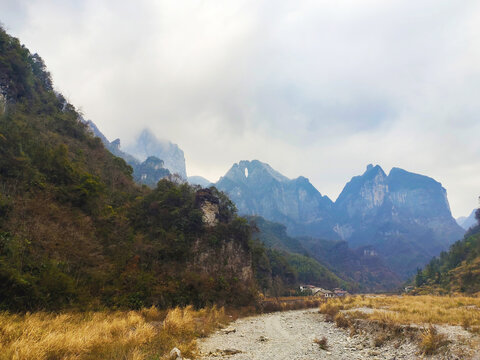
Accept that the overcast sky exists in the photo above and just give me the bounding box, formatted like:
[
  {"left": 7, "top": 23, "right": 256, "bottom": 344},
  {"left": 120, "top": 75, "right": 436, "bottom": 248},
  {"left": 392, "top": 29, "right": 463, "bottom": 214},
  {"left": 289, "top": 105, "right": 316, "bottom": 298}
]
[{"left": 2, "top": 0, "right": 480, "bottom": 217}]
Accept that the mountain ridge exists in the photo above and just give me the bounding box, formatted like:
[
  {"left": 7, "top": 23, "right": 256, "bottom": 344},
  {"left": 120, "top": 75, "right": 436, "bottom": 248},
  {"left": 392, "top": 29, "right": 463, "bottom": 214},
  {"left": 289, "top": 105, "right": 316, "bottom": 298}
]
[{"left": 216, "top": 160, "right": 465, "bottom": 280}]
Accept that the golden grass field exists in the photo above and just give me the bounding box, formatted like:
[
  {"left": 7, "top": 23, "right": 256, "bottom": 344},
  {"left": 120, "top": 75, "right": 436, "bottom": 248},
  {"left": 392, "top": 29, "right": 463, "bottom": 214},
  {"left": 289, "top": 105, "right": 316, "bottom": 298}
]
[
  {"left": 2, "top": 295, "right": 479, "bottom": 359},
  {"left": 319, "top": 295, "right": 480, "bottom": 356},
  {"left": 0, "top": 305, "right": 229, "bottom": 360},
  {"left": 320, "top": 294, "right": 480, "bottom": 329},
  {"left": 0, "top": 297, "right": 322, "bottom": 360}
]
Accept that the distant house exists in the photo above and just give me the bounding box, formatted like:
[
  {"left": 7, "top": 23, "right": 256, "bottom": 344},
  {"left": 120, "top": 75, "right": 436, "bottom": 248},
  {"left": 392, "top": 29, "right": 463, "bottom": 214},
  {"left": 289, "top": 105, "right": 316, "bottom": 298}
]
[
  {"left": 333, "top": 288, "right": 349, "bottom": 297},
  {"left": 300, "top": 285, "right": 316, "bottom": 292},
  {"left": 313, "top": 288, "right": 335, "bottom": 298}
]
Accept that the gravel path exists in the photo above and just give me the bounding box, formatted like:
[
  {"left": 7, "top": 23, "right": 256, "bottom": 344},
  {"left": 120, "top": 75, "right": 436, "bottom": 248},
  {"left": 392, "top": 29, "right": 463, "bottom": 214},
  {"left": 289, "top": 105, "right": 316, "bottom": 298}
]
[{"left": 198, "top": 309, "right": 419, "bottom": 360}]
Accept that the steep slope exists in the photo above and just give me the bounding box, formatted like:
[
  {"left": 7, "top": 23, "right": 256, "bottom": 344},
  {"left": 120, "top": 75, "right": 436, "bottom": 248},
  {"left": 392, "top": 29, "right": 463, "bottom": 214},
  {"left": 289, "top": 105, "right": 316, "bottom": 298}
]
[
  {"left": 247, "top": 216, "right": 352, "bottom": 293},
  {"left": 217, "top": 161, "right": 464, "bottom": 281},
  {"left": 333, "top": 165, "right": 465, "bottom": 277},
  {"left": 415, "top": 219, "right": 480, "bottom": 294},
  {"left": 216, "top": 160, "right": 337, "bottom": 239},
  {"left": 298, "top": 236, "right": 402, "bottom": 292},
  {"left": 124, "top": 129, "right": 187, "bottom": 179},
  {"left": 0, "top": 27, "right": 257, "bottom": 310},
  {"left": 457, "top": 209, "right": 478, "bottom": 230},
  {"left": 188, "top": 176, "right": 212, "bottom": 187},
  {"left": 85, "top": 120, "right": 171, "bottom": 186}
]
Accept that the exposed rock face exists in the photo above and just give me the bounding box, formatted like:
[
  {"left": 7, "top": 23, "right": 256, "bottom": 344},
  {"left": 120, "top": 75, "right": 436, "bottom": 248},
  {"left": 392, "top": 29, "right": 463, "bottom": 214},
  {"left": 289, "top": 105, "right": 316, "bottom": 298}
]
[
  {"left": 192, "top": 237, "right": 254, "bottom": 284},
  {"left": 333, "top": 165, "right": 465, "bottom": 277},
  {"left": 196, "top": 189, "right": 219, "bottom": 227},
  {"left": 216, "top": 160, "right": 336, "bottom": 238},
  {"left": 84, "top": 120, "right": 171, "bottom": 186},
  {"left": 457, "top": 209, "right": 478, "bottom": 230},
  {"left": 84, "top": 119, "right": 139, "bottom": 164},
  {"left": 217, "top": 160, "right": 464, "bottom": 279},
  {"left": 133, "top": 156, "right": 170, "bottom": 187},
  {"left": 124, "top": 129, "right": 187, "bottom": 179}
]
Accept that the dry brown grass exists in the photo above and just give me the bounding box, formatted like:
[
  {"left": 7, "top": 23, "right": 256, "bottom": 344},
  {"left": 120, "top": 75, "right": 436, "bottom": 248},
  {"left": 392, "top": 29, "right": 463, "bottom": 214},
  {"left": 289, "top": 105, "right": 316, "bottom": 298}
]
[
  {"left": 260, "top": 296, "right": 323, "bottom": 313},
  {"left": 319, "top": 295, "right": 480, "bottom": 327},
  {"left": 313, "top": 336, "right": 329, "bottom": 350},
  {"left": 419, "top": 325, "right": 450, "bottom": 355},
  {"left": 0, "top": 305, "right": 229, "bottom": 360}
]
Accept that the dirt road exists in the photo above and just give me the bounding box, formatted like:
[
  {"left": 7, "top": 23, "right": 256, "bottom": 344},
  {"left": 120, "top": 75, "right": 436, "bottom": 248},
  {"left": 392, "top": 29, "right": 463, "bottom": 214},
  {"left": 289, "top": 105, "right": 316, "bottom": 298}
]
[{"left": 198, "top": 309, "right": 418, "bottom": 360}]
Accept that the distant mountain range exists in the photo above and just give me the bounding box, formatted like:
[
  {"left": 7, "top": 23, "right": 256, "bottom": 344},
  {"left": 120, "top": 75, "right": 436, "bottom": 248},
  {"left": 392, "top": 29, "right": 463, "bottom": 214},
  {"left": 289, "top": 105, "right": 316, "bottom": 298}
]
[
  {"left": 216, "top": 160, "right": 338, "bottom": 239},
  {"left": 250, "top": 216, "right": 401, "bottom": 291},
  {"left": 457, "top": 209, "right": 478, "bottom": 230},
  {"left": 216, "top": 160, "right": 465, "bottom": 279},
  {"left": 188, "top": 176, "right": 212, "bottom": 187},
  {"left": 124, "top": 129, "right": 187, "bottom": 179},
  {"left": 85, "top": 121, "right": 187, "bottom": 186}
]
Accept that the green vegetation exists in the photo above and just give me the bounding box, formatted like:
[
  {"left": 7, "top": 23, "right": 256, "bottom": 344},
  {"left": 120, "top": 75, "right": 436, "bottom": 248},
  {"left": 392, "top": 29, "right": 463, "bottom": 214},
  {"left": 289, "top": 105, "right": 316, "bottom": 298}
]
[
  {"left": 0, "top": 27, "right": 261, "bottom": 311},
  {"left": 248, "top": 216, "right": 350, "bottom": 295},
  {"left": 414, "top": 221, "right": 480, "bottom": 294}
]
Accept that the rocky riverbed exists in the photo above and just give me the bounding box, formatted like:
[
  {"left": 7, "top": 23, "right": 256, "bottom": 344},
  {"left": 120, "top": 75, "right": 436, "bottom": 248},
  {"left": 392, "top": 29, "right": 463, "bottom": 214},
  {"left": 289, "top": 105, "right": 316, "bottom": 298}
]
[{"left": 198, "top": 309, "right": 480, "bottom": 360}]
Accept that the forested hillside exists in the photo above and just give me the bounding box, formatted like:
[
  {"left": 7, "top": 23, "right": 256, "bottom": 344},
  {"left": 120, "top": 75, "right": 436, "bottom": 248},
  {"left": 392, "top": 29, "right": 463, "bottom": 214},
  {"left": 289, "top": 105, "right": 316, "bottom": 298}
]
[
  {"left": 247, "top": 216, "right": 352, "bottom": 295},
  {"left": 415, "top": 210, "right": 480, "bottom": 294},
  {"left": 0, "top": 27, "right": 261, "bottom": 310}
]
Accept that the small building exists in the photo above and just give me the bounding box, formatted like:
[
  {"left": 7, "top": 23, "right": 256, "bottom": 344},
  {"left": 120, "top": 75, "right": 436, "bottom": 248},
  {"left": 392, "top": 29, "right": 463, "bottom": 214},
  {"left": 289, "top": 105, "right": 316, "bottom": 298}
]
[
  {"left": 300, "top": 285, "right": 316, "bottom": 292},
  {"left": 313, "top": 288, "right": 335, "bottom": 298},
  {"left": 333, "top": 288, "right": 349, "bottom": 297}
]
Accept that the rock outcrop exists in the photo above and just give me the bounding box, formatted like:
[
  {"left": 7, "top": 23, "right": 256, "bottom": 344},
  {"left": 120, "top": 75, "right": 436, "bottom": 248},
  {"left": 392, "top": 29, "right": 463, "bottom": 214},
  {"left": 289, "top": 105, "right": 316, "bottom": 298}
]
[
  {"left": 196, "top": 189, "right": 220, "bottom": 227},
  {"left": 216, "top": 160, "right": 464, "bottom": 279},
  {"left": 216, "top": 160, "right": 337, "bottom": 239},
  {"left": 333, "top": 165, "right": 465, "bottom": 277},
  {"left": 84, "top": 120, "right": 171, "bottom": 187},
  {"left": 133, "top": 156, "right": 170, "bottom": 187},
  {"left": 124, "top": 129, "right": 187, "bottom": 179},
  {"left": 457, "top": 209, "right": 478, "bottom": 230}
]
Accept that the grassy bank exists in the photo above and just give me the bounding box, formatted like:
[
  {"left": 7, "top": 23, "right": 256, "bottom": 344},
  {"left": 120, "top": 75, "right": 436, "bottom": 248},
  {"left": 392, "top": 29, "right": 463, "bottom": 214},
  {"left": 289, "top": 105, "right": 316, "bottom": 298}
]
[
  {"left": 319, "top": 295, "right": 480, "bottom": 356},
  {"left": 319, "top": 295, "right": 480, "bottom": 328},
  {"left": 0, "top": 306, "right": 228, "bottom": 360},
  {"left": 0, "top": 297, "right": 322, "bottom": 360}
]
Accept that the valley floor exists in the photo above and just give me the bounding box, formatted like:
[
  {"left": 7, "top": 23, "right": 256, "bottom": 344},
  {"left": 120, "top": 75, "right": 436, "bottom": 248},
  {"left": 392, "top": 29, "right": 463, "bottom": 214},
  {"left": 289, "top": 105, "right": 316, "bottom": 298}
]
[{"left": 199, "top": 306, "right": 480, "bottom": 360}]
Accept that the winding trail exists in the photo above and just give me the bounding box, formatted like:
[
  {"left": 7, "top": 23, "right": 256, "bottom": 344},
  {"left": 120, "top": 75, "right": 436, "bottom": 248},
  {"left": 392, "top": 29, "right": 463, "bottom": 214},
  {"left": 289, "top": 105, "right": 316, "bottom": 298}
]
[{"left": 198, "top": 309, "right": 418, "bottom": 360}]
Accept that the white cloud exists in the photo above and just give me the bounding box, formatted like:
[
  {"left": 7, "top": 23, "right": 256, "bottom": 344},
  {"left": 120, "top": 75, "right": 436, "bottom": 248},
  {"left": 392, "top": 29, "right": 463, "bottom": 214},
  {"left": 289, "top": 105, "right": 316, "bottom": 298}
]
[{"left": 2, "top": 0, "right": 480, "bottom": 216}]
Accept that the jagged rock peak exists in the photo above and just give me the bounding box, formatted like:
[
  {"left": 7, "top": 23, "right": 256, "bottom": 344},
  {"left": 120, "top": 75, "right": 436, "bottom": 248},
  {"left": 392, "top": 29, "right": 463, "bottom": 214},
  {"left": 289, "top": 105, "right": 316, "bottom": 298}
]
[
  {"left": 124, "top": 128, "right": 187, "bottom": 179},
  {"left": 223, "top": 160, "right": 290, "bottom": 184}
]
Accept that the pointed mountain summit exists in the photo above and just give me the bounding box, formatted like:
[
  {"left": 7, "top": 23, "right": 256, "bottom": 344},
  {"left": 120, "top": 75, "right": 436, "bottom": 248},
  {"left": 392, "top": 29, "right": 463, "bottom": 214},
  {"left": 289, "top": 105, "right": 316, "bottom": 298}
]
[
  {"left": 188, "top": 176, "right": 212, "bottom": 188},
  {"left": 216, "top": 160, "right": 336, "bottom": 238},
  {"left": 331, "top": 165, "right": 464, "bottom": 277},
  {"left": 335, "top": 164, "right": 389, "bottom": 222},
  {"left": 457, "top": 209, "right": 478, "bottom": 230},
  {"left": 217, "top": 161, "right": 464, "bottom": 279},
  {"left": 124, "top": 129, "right": 187, "bottom": 179}
]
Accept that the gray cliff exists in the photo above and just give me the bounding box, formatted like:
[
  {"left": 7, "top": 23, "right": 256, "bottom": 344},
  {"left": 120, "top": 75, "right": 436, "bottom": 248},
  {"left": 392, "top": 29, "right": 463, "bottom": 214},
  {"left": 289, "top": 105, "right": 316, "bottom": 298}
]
[{"left": 124, "top": 129, "right": 187, "bottom": 179}]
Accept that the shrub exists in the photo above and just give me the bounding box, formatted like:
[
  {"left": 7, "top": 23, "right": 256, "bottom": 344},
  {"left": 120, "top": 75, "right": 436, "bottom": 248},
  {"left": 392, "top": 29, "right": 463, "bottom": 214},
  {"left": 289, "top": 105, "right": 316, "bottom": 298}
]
[
  {"left": 319, "top": 301, "right": 342, "bottom": 322},
  {"left": 419, "top": 325, "right": 449, "bottom": 355},
  {"left": 314, "top": 336, "right": 329, "bottom": 350},
  {"left": 334, "top": 312, "right": 350, "bottom": 329}
]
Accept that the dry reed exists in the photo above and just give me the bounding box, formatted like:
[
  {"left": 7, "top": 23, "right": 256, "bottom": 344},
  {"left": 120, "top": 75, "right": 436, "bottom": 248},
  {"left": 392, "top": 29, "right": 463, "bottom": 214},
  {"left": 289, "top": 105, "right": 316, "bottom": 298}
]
[{"left": 0, "top": 306, "right": 228, "bottom": 360}]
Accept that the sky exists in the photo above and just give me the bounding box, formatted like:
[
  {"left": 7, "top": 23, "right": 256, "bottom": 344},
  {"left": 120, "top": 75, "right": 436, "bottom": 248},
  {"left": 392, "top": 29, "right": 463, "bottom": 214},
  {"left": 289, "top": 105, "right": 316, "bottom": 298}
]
[{"left": 1, "top": 0, "right": 480, "bottom": 217}]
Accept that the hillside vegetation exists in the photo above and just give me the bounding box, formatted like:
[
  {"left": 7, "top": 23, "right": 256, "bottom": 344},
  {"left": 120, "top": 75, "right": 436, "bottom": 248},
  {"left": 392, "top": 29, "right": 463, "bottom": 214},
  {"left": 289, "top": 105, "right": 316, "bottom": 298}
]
[
  {"left": 0, "top": 27, "right": 264, "bottom": 311},
  {"left": 248, "top": 216, "right": 351, "bottom": 294},
  {"left": 415, "top": 214, "right": 480, "bottom": 294}
]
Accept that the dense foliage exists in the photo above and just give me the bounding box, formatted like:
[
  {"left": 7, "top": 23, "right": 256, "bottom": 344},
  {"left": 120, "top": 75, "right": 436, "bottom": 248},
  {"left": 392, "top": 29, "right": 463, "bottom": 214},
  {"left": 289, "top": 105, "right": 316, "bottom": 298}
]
[
  {"left": 247, "top": 216, "right": 350, "bottom": 295},
  {"left": 415, "top": 221, "right": 480, "bottom": 294},
  {"left": 0, "top": 27, "right": 258, "bottom": 311}
]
